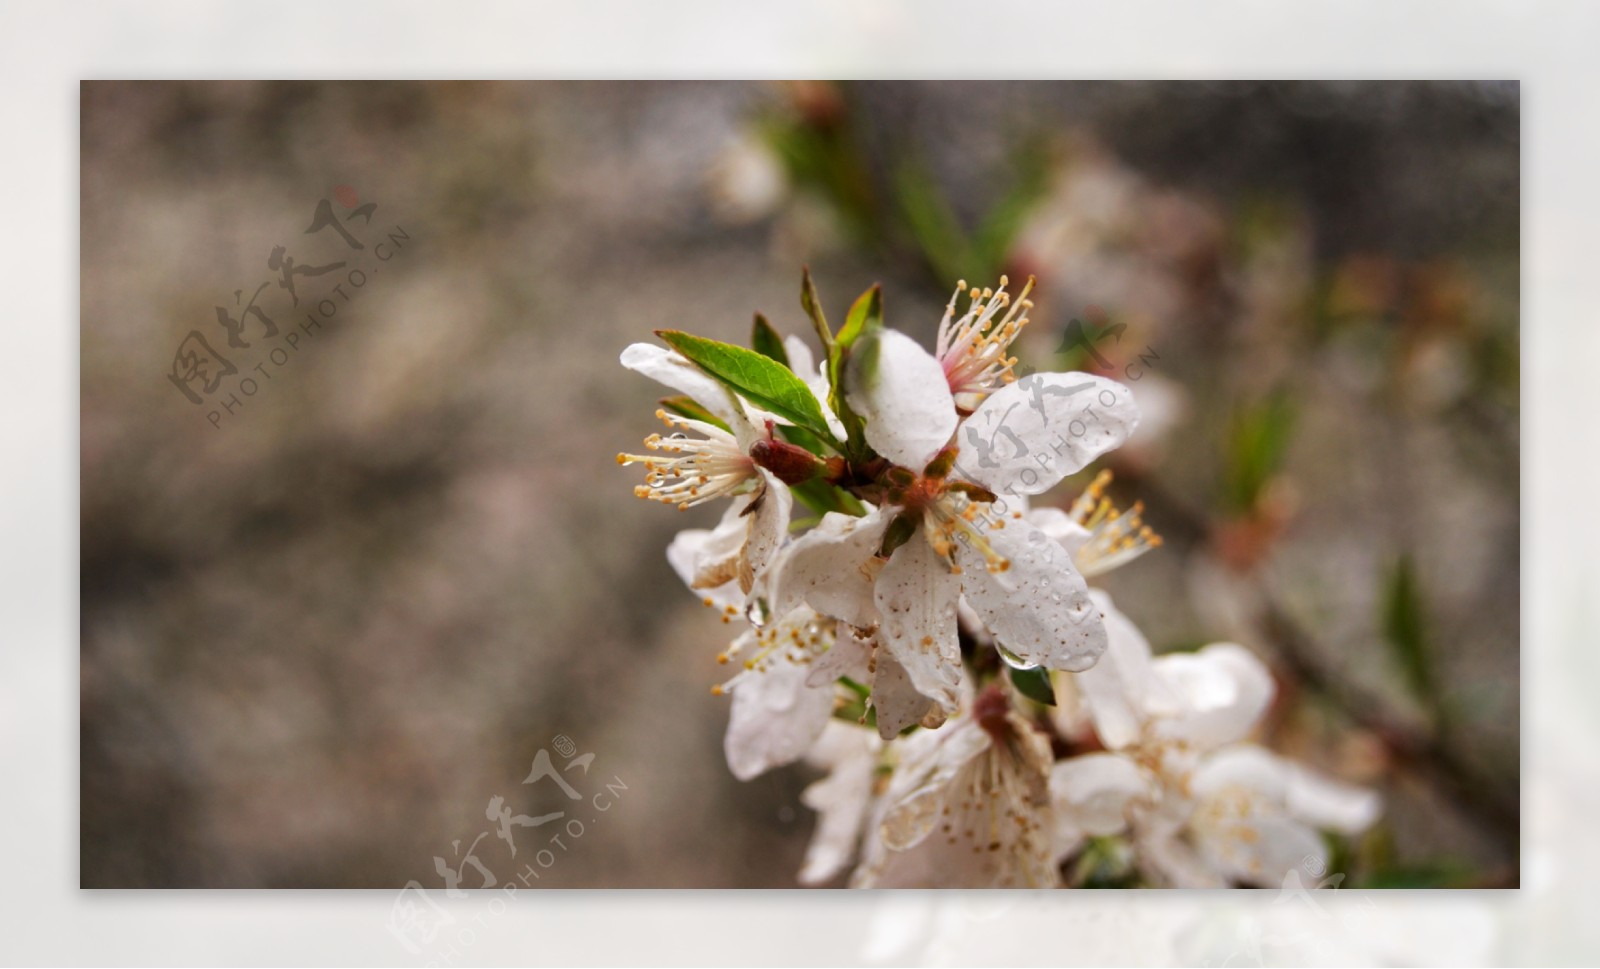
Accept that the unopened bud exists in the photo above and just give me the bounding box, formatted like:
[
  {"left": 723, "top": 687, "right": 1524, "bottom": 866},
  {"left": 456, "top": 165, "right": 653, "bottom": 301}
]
[{"left": 749, "top": 436, "right": 824, "bottom": 486}]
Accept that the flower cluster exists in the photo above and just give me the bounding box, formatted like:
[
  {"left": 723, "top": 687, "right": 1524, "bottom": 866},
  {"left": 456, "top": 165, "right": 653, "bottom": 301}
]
[{"left": 619, "top": 272, "right": 1378, "bottom": 887}]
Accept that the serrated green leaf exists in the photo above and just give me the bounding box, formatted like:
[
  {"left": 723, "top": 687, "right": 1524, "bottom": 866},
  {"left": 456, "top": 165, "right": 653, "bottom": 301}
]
[
  {"left": 751, "top": 313, "right": 789, "bottom": 366},
  {"left": 1010, "top": 666, "right": 1056, "bottom": 706},
  {"left": 658, "top": 395, "right": 730, "bottom": 433},
  {"left": 656, "top": 330, "right": 836, "bottom": 442}
]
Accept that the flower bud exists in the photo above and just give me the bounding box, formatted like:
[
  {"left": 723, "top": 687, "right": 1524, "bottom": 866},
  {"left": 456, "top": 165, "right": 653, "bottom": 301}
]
[{"left": 749, "top": 436, "right": 824, "bottom": 486}]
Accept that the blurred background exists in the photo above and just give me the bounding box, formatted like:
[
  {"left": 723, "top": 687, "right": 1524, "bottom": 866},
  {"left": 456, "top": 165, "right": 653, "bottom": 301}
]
[{"left": 80, "top": 80, "right": 1518, "bottom": 888}]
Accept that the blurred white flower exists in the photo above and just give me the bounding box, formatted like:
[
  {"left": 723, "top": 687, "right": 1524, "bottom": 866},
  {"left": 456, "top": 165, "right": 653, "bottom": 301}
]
[
  {"left": 707, "top": 133, "right": 788, "bottom": 225},
  {"left": 797, "top": 720, "right": 881, "bottom": 885},
  {"left": 1116, "top": 371, "right": 1188, "bottom": 470},
  {"left": 1050, "top": 593, "right": 1381, "bottom": 886},
  {"left": 1185, "top": 744, "right": 1382, "bottom": 886}
]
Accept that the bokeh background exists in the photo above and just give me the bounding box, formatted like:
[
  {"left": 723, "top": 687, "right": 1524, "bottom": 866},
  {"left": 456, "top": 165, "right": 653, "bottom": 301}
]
[{"left": 80, "top": 80, "right": 1518, "bottom": 888}]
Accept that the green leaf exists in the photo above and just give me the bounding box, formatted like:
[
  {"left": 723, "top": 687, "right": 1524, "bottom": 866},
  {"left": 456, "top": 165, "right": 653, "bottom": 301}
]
[
  {"left": 893, "top": 160, "right": 973, "bottom": 286},
  {"left": 751, "top": 313, "right": 789, "bottom": 366},
  {"left": 656, "top": 330, "right": 836, "bottom": 442},
  {"left": 1361, "top": 861, "right": 1474, "bottom": 889},
  {"left": 776, "top": 422, "right": 833, "bottom": 457},
  {"left": 878, "top": 511, "right": 919, "bottom": 558},
  {"left": 970, "top": 144, "right": 1051, "bottom": 280},
  {"left": 757, "top": 111, "right": 879, "bottom": 246},
  {"left": 789, "top": 478, "right": 866, "bottom": 518},
  {"left": 823, "top": 284, "right": 881, "bottom": 462},
  {"left": 1010, "top": 666, "right": 1056, "bottom": 706},
  {"left": 832, "top": 676, "right": 877, "bottom": 730},
  {"left": 836, "top": 284, "right": 882, "bottom": 349},
  {"left": 1072, "top": 836, "right": 1138, "bottom": 888},
  {"left": 658, "top": 395, "right": 730, "bottom": 434},
  {"left": 838, "top": 676, "right": 870, "bottom": 700},
  {"left": 800, "top": 267, "right": 834, "bottom": 350},
  {"left": 1382, "top": 554, "right": 1441, "bottom": 719},
  {"left": 1224, "top": 390, "right": 1297, "bottom": 513}
]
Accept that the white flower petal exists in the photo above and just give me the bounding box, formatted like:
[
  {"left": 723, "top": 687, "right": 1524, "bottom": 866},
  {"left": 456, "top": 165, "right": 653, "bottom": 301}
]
[
  {"left": 671, "top": 501, "right": 751, "bottom": 593},
  {"left": 1074, "top": 590, "right": 1172, "bottom": 749},
  {"left": 862, "top": 713, "right": 1057, "bottom": 888},
  {"left": 783, "top": 334, "right": 816, "bottom": 376},
  {"left": 620, "top": 342, "right": 759, "bottom": 445},
  {"left": 956, "top": 372, "right": 1139, "bottom": 498},
  {"left": 956, "top": 518, "right": 1106, "bottom": 672},
  {"left": 877, "top": 721, "right": 993, "bottom": 853},
  {"left": 798, "top": 722, "right": 878, "bottom": 885},
  {"left": 1285, "top": 762, "right": 1382, "bottom": 835},
  {"left": 1152, "top": 643, "right": 1274, "bottom": 750},
  {"left": 875, "top": 533, "right": 963, "bottom": 715},
  {"left": 806, "top": 622, "right": 873, "bottom": 688},
  {"left": 1139, "top": 831, "right": 1228, "bottom": 888},
  {"left": 665, "top": 526, "right": 742, "bottom": 613},
  {"left": 1188, "top": 746, "right": 1329, "bottom": 885},
  {"left": 741, "top": 470, "right": 792, "bottom": 589},
  {"left": 1197, "top": 812, "right": 1327, "bottom": 888},
  {"left": 765, "top": 509, "right": 889, "bottom": 628},
  {"left": 784, "top": 335, "right": 848, "bottom": 441},
  {"left": 1047, "top": 669, "right": 1093, "bottom": 742},
  {"left": 845, "top": 328, "right": 958, "bottom": 470},
  {"left": 1026, "top": 505, "right": 1096, "bottom": 563},
  {"left": 1190, "top": 744, "right": 1291, "bottom": 802},
  {"left": 1050, "top": 753, "right": 1147, "bottom": 851},
  {"left": 723, "top": 657, "right": 836, "bottom": 781},
  {"left": 1024, "top": 504, "right": 1076, "bottom": 543},
  {"left": 870, "top": 643, "right": 935, "bottom": 739}
]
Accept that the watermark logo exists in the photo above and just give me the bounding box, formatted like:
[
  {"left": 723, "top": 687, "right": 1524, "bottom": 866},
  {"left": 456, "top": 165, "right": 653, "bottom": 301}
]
[
  {"left": 386, "top": 734, "right": 628, "bottom": 963},
  {"left": 165, "top": 185, "right": 412, "bottom": 429},
  {"left": 950, "top": 315, "right": 1159, "bottom": 497},
  {"left": 1203, "top": 856, "right": 1374, "bottom": 967},
  {"left": 942, "top": 316, "right": 1160, "bottom": 580}
]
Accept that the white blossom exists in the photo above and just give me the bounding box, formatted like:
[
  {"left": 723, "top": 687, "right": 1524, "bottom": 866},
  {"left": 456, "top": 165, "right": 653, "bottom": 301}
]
[
  {"left": 1049, "top": 593, "right": 1381, "bottom": 887},
  {"left": 669, "top": 526, "right": 865, "bottom": 781},
  {"left": 757, "top": 334, "right": 1140, "bottom": 717},
  {"left": 936, "top": 276, "right": 1034, "bottom": 408},
  {"left": 797, "top": 721, "right": 881, "bottom": 885},
  {"left": 853, "top": 686, "right": 1058, "bottom": 888},
  {"left": 621, "top": 343, "right": 793, "bottom": 594}
]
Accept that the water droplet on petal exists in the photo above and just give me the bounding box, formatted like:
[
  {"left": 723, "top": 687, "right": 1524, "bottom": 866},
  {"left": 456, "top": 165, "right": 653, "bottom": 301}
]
[{"left": 996, "top": 644, "right": 1038, "bottom": 670}]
